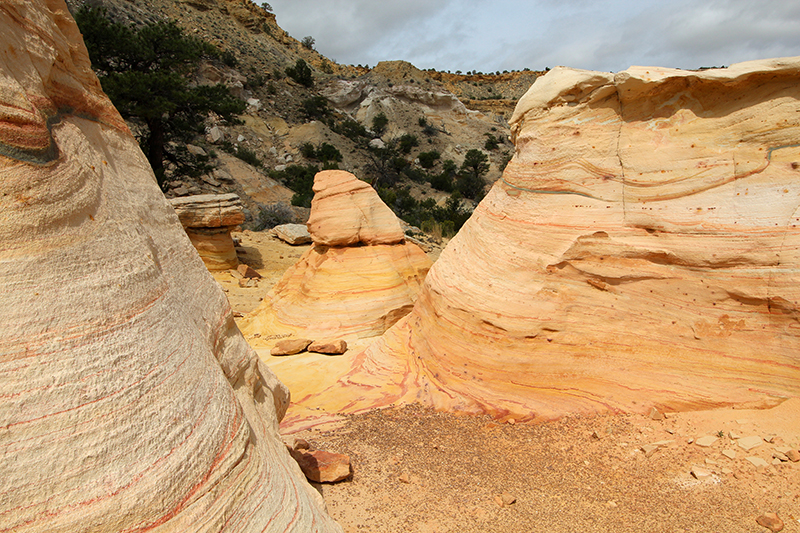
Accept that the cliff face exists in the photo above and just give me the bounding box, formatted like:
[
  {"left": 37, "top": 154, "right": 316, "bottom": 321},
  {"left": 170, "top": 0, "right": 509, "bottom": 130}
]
[
  {"left": 276, "top": 58, "right": 800, "bottom": 428},
  {"left": 367, "top": 58, "right": 800, "bottom": 420},
  {"left": 0, "top": 2, "right": 339, "bottom": 531}
]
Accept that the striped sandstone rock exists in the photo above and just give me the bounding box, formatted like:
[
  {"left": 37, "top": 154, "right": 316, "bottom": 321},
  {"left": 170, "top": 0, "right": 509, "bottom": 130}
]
[
  {"left": 274, "top": 58, "right": 800, "bottom": 430},
  {"left": 0, "top": 2, "right": 340, "bottom": 531}
]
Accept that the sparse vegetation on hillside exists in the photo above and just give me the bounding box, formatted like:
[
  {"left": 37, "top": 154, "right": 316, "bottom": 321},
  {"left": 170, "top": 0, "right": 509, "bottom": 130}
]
[
  {"left": 75, "top": 6, "right": 246, "bottom": 187},
  {"left": 301, "top": 36, "right": 315, "bottom": 50},
  {"left": 371, "top": 112, "right": 389, "bottom": 137},
  {"left": 269, "top": 164, "right": 319, "bottom": 207},
  {"left": 286, "top": 58, "right": 314, "bottom": 87}
]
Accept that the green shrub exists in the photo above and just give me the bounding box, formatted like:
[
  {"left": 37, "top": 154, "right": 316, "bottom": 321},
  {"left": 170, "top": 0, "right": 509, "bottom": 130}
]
[
  {"left": 418, "top": 150, "right": 440, "bottom": 169},
  {"left": 300, "top": 142, "right": 316, "bottom": 159},
  {"left": 221, "top": 50, "right": 238, "bottom": 67},
  {"left": 398, "top": 133, "right": 419, "bottom": 154},
  {"left": 429, "top": 172, "right": 453, "bottom": 192},
  {"left": 317, "top": 142, "right": 342, "bottom": 163},
  {"left": 286, "top": 58, "right": 313, "bottom": 87},
  {"left": 402, "top": 167, "right": 428, "bottom": 183},
  {"left": 233, "top": 146, "right": 262, "bottom": 167},
  {"left": 269, "top": 164, "right": 319, "bottom": 207},
  {"left": 372, "top": 112, "right": 388, "bottom": 136},
  {"left": 456, "top": 149, "right": 488, "bottom": 200},
  {"left": 335, "top": 119, "right": 369, "bottom": 142},
  {"left": 301, "top": 96, "right": 329, "bottom": 119},
  {"left": 418, "top": 116, "right": 437, "bottom": 136}
]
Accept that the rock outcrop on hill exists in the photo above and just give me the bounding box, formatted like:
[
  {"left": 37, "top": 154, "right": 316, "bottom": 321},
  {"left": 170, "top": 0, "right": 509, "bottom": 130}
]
[
  {"left": 273, "top": 58, "right": 800, "bottom": 429},
  {"left": 242, "top": 170, "right": 431, "bottom": 343},
  {"left": 170, "top": 193, "right": 244, "bottom": 270},
  {"left": 0, "top": 2, "right": 340, "bottom": 531}
]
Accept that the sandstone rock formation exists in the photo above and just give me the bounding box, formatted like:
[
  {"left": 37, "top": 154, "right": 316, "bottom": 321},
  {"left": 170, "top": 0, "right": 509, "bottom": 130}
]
[
  {"left": 272, "top": 58, "right": 800, "bottom": 430},
  {"left": 359, "top": 57, "right": 800, "bottom": 420},
  {"left": 170, "top": 193, "right": 244, "bottom": 270},
  {"left": 0, "top": 2, "right": 340, "bottom": 531},
  {"left": 306, "top": 170, "right": 405, "bottom": 246},
  {"left": 241, "top": 170, "right": 431, "bottom": 342}
]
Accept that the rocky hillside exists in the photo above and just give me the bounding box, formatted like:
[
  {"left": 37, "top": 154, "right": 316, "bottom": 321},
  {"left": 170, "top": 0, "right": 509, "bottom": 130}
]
[{"left": 66, "top": 0, "right": 544, "bottom": 232}]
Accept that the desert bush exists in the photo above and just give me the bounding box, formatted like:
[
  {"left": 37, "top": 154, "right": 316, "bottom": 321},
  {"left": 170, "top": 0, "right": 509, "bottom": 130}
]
[
  {"left": 371, "top": 112, "right": 388, "bottom": 136},
  {"left": 233, "top": 146, "right": 262, "bottom": 167},
  {"left": 269, "top": 164, "right": 319, "bottom": 207},
  {"left": 429, "top": 172, "right": 453, "bottom": 192},
  {"left": 249, "top": 202, "right": 295, "bottom": 231},
  {"left": 221, "top": 50, "right": 238, "bottom": 67},
  {"left": 456, "top": 149, "right": 488, "bottom": 200},
  {"left": 316, "top": 143, "right": 342, "bottom": 164},
  {"left": 299, "top": 142, "right": 316, "bottom": 159},
  {"left": 335, "top": 119, "right": 369, "bottom": 142},
  {"left": 418, "top": 116, "right": 438, "bottom": 136},
  {"left": 484, "top": 133, "right": 500, "bottom": 151},
  {"left": 286, "top": 58, "right": 313, "bottom": 87},
  {"left": 402, "top": 167, "right": 428, "bottom": 183},
  {"left": 301, "top": 96, "right": 329, "bottom": 119},
  {"left": 418, "top": 150, "right": 440, "bottom": 169},
  {"left": 398, "top": 134, "right": 419, "bottom": 154},
  {"left": 301, "top": 36, "right": 315, "bottom": 50}
]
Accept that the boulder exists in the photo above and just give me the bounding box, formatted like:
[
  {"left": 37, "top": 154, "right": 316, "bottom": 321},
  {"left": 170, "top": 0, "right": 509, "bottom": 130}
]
[
  {"left": 306, "top": 170, "right": 405, "bottom": 246},
  {"left": 0, "top": 2, "right": 340, "bottom": 531},
  {"left": 169, "top": 193, "right": 244, "bottom": 270},
  {"left": 170, "top": 193, "right": 245, "bottom": 228},
  {"left": 237, "top": 263, "right": 262, "bottom": 278},
  {"left": 271, "top": 338, "right": 313, "bottom": 356},
  {"left": 308, "top": 339, "right": 348, "bottom": 355},
  {"left": 289, "top": 449, "right": 352, "bottom": 483},
  {"left": 274, "top": 223, "right": 312, "bottom": 245}
]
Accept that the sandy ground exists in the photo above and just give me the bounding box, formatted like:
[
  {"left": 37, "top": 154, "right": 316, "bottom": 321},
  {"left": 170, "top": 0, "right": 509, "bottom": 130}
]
[{"left": 217, "top": 230, "right": 800, "bottom": 533}]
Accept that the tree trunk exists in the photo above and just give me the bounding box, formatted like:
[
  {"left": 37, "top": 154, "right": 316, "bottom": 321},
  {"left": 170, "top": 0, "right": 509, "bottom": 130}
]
[{"left": 146, "top": 117, "right": 166, "bottom": 187}]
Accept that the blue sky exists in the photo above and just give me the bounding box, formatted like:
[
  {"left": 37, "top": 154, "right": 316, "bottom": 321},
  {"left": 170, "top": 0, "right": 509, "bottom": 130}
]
[{"left": 267, "top": 0, "right": 800, "bottom": 73}]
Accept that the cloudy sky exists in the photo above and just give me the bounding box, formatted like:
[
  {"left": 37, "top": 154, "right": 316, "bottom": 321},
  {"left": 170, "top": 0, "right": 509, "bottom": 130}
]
[{"left": 267, "top": 0, "right": 800, "bottom": 73}]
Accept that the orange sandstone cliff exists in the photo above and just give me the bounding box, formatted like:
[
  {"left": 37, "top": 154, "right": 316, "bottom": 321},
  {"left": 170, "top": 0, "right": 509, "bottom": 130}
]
[
  {"left": 0, "top": 1, "right": 340, "bottom": 531},
  {"left": 275, "top": 58, "right": 800, "bottom": 429}
]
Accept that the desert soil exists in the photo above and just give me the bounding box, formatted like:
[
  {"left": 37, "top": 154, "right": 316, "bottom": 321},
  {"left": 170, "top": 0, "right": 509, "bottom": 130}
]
[{"left": 218, "top": 230, "right": 800, "bottom": 533}]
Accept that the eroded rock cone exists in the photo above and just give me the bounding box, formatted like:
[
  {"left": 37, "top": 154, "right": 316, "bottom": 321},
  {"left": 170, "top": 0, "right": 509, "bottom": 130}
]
[
  {"left": 306, "top": 169, "right": 405, "bottom": 246},
  {"left": 0, "top": 3, "right": 339, "bottom": 531},
  {"left": 241, "top": 170, "right": 431, "bottom": 341}
]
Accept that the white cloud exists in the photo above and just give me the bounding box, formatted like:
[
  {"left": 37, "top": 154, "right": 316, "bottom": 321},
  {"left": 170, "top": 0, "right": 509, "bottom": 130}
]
[{"left": 268, "top": 0, "right": 800, "bottom": 73}]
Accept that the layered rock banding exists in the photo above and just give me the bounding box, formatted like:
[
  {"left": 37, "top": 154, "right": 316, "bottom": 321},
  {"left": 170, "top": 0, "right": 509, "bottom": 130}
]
[
  {"left": 278, "top": 58, "right": 800, "bottom": 429},
  {"left": 242, "top": 170, "right": 431, "bottom": 342},
  {"left": 0, "top": 2, "right": 339, "bottom": 531},
  {"left": 170, "top": 193, "right": 245, "bottom": 270}
]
